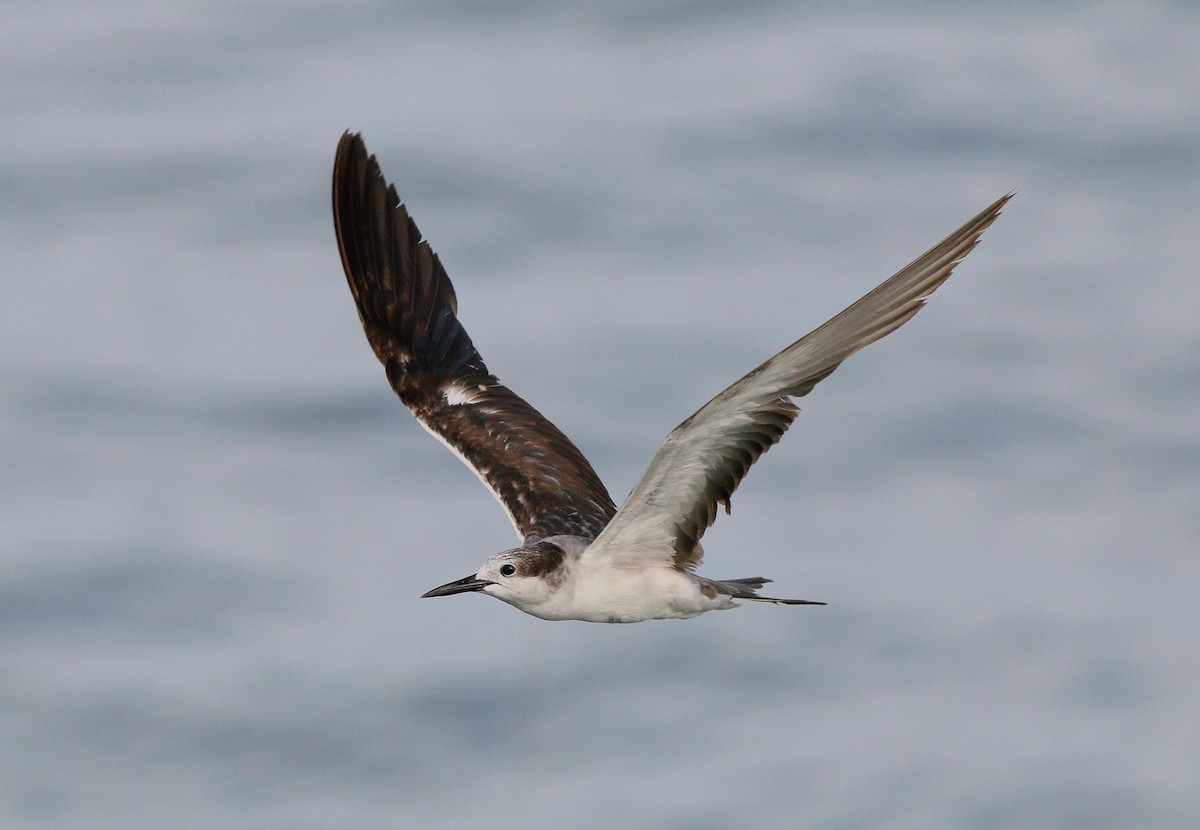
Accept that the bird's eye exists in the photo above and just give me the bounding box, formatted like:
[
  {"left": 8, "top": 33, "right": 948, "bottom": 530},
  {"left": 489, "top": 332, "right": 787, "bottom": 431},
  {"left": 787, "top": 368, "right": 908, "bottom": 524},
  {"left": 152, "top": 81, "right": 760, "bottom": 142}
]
[{"left": 499, "top": 563, "right": 517, "bottom": 577}]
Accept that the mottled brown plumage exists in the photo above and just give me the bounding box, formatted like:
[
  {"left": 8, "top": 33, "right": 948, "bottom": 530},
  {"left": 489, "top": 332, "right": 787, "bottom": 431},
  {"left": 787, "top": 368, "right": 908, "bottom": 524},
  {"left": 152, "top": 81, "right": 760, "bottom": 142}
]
[
  {"left": 332, "top": 130, "right": 1009, "bottom": 622},
  {"left": 332, "top": 132, "right": 616, "bottom": 543}
]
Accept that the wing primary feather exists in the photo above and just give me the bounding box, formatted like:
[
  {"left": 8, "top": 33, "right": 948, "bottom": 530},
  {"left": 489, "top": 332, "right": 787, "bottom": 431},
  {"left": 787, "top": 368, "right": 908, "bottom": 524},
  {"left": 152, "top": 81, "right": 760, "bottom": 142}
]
[
  {"left": 332, "top": 132, "right": 617, "bottom": 542},
  {"left": 583, "top": 193, "right": 1011, "bottom": 570}
]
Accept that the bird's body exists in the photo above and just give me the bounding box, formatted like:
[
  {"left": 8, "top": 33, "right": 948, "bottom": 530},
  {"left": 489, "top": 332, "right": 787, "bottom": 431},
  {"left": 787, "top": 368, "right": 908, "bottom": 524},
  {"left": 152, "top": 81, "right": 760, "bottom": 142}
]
[
  {"left": 331, "top": 131, "right": 1008, "bottom": 623},
  {"left": 456, "top": 536, "right": 776, "bottom": 623}
]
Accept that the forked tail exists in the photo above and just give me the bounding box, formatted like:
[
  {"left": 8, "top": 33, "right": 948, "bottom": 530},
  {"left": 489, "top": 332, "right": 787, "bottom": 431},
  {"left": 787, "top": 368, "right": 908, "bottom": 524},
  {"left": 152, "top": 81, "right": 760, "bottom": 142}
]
[{"left": 715, "top": 577, "right": 825, "bottom": 606}]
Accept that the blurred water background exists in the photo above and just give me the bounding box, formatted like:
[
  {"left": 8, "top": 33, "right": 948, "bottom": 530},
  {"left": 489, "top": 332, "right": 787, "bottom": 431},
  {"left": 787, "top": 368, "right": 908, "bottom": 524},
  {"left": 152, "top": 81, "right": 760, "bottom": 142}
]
[{"left": 2, "top": 2, "right": 1198, "bottom": 828}]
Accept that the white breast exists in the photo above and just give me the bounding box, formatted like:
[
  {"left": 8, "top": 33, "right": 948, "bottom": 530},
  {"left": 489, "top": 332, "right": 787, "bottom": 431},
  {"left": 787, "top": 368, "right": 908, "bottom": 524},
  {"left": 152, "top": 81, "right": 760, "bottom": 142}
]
[{"left": 533, "top": 561, "right": 733, "bottom": 623}]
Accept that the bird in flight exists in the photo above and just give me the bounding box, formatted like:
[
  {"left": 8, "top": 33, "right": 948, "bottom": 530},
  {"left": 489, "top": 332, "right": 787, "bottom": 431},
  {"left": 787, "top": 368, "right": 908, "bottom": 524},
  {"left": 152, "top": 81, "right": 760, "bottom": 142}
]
[{"left": 332, "top": 131, "right": 1008, "bottom": 623}]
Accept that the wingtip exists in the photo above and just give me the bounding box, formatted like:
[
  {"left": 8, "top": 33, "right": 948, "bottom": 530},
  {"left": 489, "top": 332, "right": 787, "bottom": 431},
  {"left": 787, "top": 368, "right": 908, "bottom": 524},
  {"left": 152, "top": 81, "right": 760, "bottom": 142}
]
[
  {"left": 989, "top": 190, "right": 1016, "bottom": 217},
  {"left": 336, "top": 129, "right": 360, "bottom": 157}
]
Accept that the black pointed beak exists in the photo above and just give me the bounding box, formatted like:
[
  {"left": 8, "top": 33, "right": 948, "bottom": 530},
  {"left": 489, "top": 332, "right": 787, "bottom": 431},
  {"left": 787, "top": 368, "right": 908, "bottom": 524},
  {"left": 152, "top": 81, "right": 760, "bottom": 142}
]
[{"left": 421, "top": 574, "right": 495, "bottom": 598}]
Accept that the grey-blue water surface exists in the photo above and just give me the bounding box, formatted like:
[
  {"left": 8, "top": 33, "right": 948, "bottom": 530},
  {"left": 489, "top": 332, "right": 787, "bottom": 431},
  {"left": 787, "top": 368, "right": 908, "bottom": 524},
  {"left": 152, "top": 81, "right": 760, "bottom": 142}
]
[{"left": 3, "top": 2, "right": 1198, "bottom": 828}]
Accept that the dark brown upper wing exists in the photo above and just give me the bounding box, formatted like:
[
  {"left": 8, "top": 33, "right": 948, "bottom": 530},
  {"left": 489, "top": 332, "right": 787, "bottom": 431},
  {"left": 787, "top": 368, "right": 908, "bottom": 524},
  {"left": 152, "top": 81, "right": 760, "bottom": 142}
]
[{"left": 332, "top": 132, "right": 616, "bottom": 542}]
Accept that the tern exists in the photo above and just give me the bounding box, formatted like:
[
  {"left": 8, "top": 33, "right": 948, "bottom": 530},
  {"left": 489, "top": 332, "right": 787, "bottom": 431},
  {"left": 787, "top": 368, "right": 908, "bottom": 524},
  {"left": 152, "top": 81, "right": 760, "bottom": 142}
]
[{"left": 332, "top": 131, "right": 1008, "bottom": 623}]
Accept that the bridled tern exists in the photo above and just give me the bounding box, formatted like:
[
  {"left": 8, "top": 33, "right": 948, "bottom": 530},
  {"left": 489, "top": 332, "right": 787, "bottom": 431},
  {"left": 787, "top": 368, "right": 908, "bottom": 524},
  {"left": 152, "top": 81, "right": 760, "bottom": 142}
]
[{"left": 332, "top": 131, "right": 1008, "bottom": 623}]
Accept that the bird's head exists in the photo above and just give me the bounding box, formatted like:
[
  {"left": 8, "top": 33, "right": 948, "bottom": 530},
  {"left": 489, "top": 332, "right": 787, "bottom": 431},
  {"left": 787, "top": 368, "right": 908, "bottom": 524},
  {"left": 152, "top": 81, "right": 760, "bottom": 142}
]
[{"left": 421, "top": 541, "right": 568, "bottom": 611}]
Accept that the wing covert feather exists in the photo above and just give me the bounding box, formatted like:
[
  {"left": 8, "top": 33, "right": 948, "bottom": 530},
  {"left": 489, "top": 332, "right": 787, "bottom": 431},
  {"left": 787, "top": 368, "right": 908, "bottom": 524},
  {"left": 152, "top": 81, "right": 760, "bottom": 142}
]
[
  {"left": 584, "top": 194, "right": 1011, "bottom": 569},
  {"left": 332, "top": 132, "right": 617, "bottom": 542}
]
